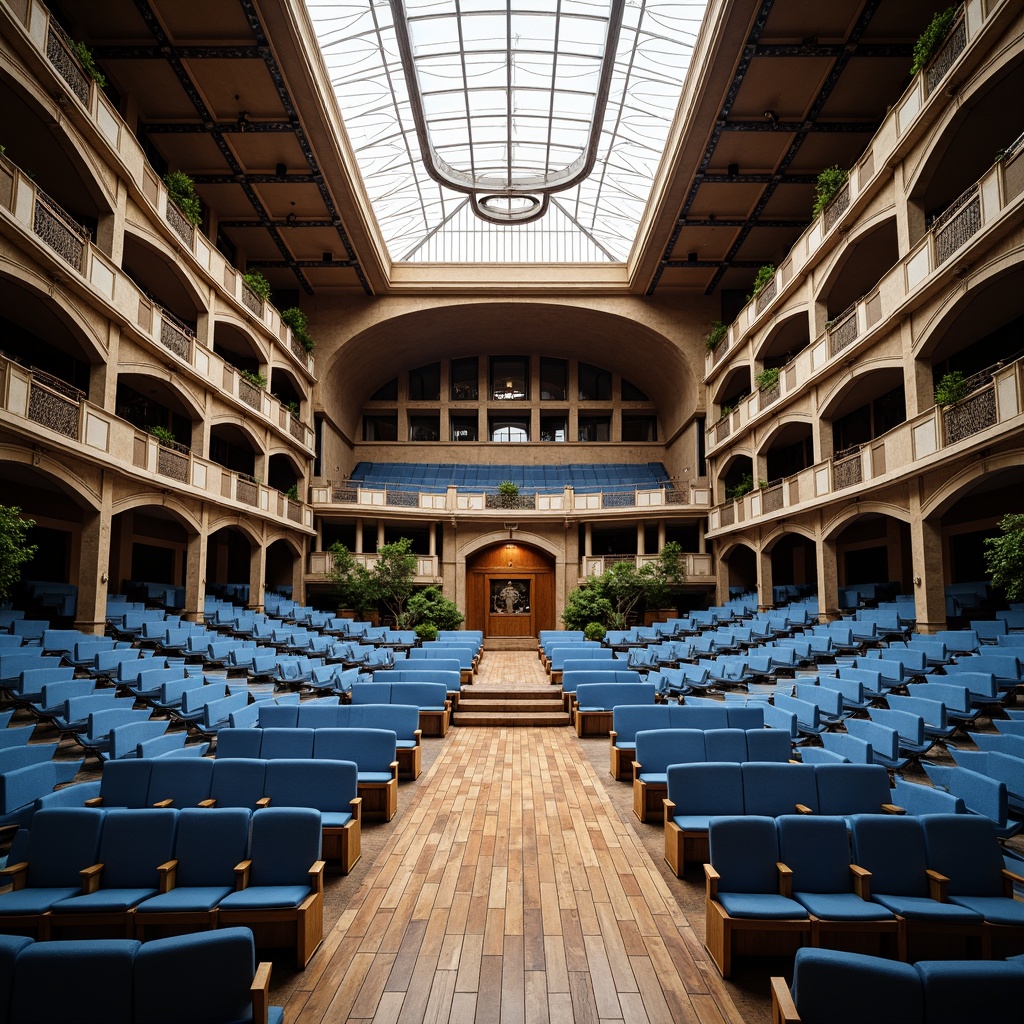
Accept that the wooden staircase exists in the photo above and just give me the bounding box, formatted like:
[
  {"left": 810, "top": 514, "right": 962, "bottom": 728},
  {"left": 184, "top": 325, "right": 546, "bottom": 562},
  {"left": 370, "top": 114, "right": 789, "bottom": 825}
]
[{"left": 455, "top": 685, "right": 569, "bottom": 727}]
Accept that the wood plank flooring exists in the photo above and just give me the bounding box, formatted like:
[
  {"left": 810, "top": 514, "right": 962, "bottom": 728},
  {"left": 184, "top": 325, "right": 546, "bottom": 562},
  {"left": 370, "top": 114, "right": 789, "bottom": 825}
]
[{"left": 279, "top": 652, "right": 746, "bottom": 1024}]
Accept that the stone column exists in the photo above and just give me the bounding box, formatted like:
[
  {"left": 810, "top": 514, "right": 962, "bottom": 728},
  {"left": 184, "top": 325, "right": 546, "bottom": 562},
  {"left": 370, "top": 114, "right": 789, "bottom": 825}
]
[
  {"left": 355, "top": 519, "right": 364, "bottom": 553},
  {"left": 183, "top": 516, "right": 208, "bottom": 623},
  {"left": 248, "top": 534, "right": 267, "bottom": 613},
  {"left": 815, "top": 531, "right": 839, "bottom": 623},
  {"left": 910, "top": 497, "right": 946, "bottom": 633},
  {"left": 756, "top": 543, "right": 774, "bottom": 612},
  {"left": 715, "top": 546, "right": 730, "bottom": 605},
  {"left": 73, "top": 485, "right": 113, "bottom": 636}
]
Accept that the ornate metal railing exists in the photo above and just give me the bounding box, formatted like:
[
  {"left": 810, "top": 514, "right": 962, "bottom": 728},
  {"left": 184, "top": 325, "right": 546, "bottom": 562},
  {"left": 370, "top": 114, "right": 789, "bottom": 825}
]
[
  {"left": 761, "top": 484, "right": 784, "bottom": 513},
  {"left": 387, "top": 489, "right": 420, "bottom": 507},
  {"left": 165, "top": 198, "right": 195, "bottom": 248},
  {"left": 156, "top": 439, "right": 190, "bottom": 483},
  {"left": 332, "top": 485, "right": 358, "bottom": 503},
  {"left": 236, "top": 475, "right": 258, "bottom": 506},
  {"left": 45, "top": 22, "right": 89, "bottom": 105},
  {"left": 288, "top": 416, "right": 304, "bottom": 441},
  {"left": 665, "top": 487, "right": 688, "bottom": 505},
  {"left": 925, "top": 8, "right": 967, "bottom": 95},
  {"left": 157, "top": 306, "right": 194, "bottom": 360},
  {"left": 932, "top": 182, "right": 981, "bottom": 267},
  {"left": 823, "top": 183, "right": 850, "bottom": 232},
  {"left": 238, "top": 377, "right": 262, "bottom": 411},
  {"left": 711, "top": 337, "right": 731, "bottom": 364},
  {"left": 715, "top": 415, "right": 732, "bottom": 444},
  {"left": 603, "top": 491, "right": 637, "bottom": 508},
  {"left": 827, "top": 303, "right": 859, "bottom": 357},
  {"left": 943, "top": 386, "right": 997, "bottom": 444},
  {"left": 484, "top": 493, "right": 538, "bottom": 510},
  {"left": 758, "top": 381, "right": 781, "bottom": 410},
  {"left": 754, "top": 277, "right": 777, "bottom": 315},
  {"left": 33, "top": 189, "right": 88, "bottom": 271},
  {"left": 289, "top": 336, "right": 307, "bottom": 361},
  {"left": 27, "top": 367, "right": 82, "bottom": 438},
  {"left": 241, "top": 283, "right": 263, "bottom": 316},
  {"left": 833, "top": 447, "right": 863, "bottom": 490}
]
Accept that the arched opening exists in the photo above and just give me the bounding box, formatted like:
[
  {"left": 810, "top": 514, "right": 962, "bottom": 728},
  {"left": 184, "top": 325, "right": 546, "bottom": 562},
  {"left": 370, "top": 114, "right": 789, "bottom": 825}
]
[
  {"left": 109, "top": 506, "right": 192, "bottom": 600},
  {"left": 206, "top": 526, "right": 255, "bottom": 597},
  {"left": 831, "top": 513, "right": 911, "bottom": 609},
  {"left": 718, "top": 453, "right": 754, "bottom": 504},
  {"left": 755, "top": 312, "right": 810, "bottom": 369},
  {"left": 115, "top": 373, "right": 199, "bottom": 451},
  {"left": 760, "top": 421, "right": 814, "bottom": 484},
  {"left": 821, "top": 367, "right": 906, "bottom": 461},
  {"left": 768, "top": 534, "right": 818, "bottom": 601},
  {"left": 819, "top": 217, "right": 899, "bottom": 319},
  {"left": 122, "top": 232, "right": 204, "bottom": 330},
  {"left": 209, "top": 423, "right": 261, "bottom": 480},
  {"left": 723, "top": 543, "right": 756, "bottom": 595},
  {"left": 266, "top": 538, "right": 301, "bottom": 600},
  {"left": 213, "top": 321, "right": 266, "bottom": 378},
  {"left": 465, "top": 541, "right": 555, "bottom": 637}
]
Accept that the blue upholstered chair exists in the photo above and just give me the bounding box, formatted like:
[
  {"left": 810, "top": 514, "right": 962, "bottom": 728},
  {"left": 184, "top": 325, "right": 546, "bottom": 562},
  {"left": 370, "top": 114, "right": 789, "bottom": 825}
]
[
  {"left": 203, "top": 758, "right": 269, "bottom": 810},
  {"left": 215, "top": 806, "right": 326, "bottom": 968},
  {"left": 813, "top": 763, "right": 903, "bottom": 829},
  {"left": 312, "top": 727, "right": 399, "bottom": 821},
  {"left": 663, "top": 762, "right": 744, "bottom": 877},
  {"left": 741, "top": 762, "right": 819, "bottom": 816},
  {"left": 632, "top": 728, "right": 706, "bottom": 823},
  {"left": 704, "top": 815, "right": 810, "bottom": 977},
  {"left": 134, "top": 807, "right": 252, "bottom": 939},
  {"left": 146, "top": 757, "right": 214, "bottom": 807}
]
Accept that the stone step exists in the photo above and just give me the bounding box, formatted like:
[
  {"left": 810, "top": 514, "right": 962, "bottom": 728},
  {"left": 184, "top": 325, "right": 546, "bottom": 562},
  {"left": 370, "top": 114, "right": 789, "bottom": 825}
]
[
  {"left": 457, "top": 699, "right": 564, "bottom": 714},
  {"left": 483, "top": 637, "right": 538, "bottom": 651},
  {"left": 455, "top": 712, "right": 570, "bottom": 728},
  {"left": 461, "top": 687, "right": 560, "bottom": 700}
]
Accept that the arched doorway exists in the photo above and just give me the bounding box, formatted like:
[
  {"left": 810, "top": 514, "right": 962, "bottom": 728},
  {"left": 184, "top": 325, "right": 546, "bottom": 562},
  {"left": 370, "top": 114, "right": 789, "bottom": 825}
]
[{"left": 466, "top": 542, "right": 555, "bottom": 638}]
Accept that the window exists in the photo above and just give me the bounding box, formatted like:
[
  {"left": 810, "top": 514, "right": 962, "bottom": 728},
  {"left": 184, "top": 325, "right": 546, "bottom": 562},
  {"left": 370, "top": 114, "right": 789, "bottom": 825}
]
[
  {"left": 578, "top": 415, "right": 611, "bottom": 442},
  {"left": 621, "top": 415, "right": 657, "bottom": 441},
  {"left": 409, "top": 363, "right": 440, "bottom": 401},
  {"left": 621, "top": 378, "right": 649, "bottom": 401},
  {"left": 540, "top": 358, "right": 567, "bottom": 400},
  {"left": 451, "top": 357, "right": 478, "bottom": 401},
  {"left": 491, "top": 356, "right": 529, "bottom": 401},
  {"left": 408, "top": 413, "right": 440, "bottom": 441},
  {"left": 490, "top": 416, "right": 530, "bottom": 442},
  {"left": 450, "top": 415, "right": 478, "bottom": 442},
  {"left": 540, "top": 416, "right": 566, "bottom": 442},
  {"left": 370, "top": 378, "right": 398, "bottom": 401},
  {"left": 363, "top": 414, "right": 397, "bottom": 441},
  {"left": 579, "top": 363, "right": 611, "bottom": 401}
]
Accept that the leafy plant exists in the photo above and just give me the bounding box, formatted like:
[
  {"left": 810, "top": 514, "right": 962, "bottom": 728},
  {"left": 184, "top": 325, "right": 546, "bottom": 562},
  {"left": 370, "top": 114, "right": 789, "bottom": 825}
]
[
  {"left": 371, "top": 537, "right": 419, "bottom": 624},
  {"left": 280, "top": 307, "right": 316, "bottom": 353},
  {"left": 758, "top": 478, "right": 770, "bottom": 490},
  {"left": 162, "top": 170, "right": 201, "bottom": 226},
  {"left": 0, "top": 505, "right": 37, "bottom": 603},
  {"left": 285, "top": 484, "right": 299, "bottom": 501},
  {"left": 812, "top": 165, "right": 849, "bottom": 218},
  {"left": 726, "top": 473, "right": 754, "bottom": 501},
  {"left": 498, "top": 480, "right": 520, "bottom": 508},
  {"left": 934, "top": 370, "right": 968, "bottom": 406},
  {"left": 719, "top": 404, "right": 733, "bottom": 421},
  {"left": 326, "top": 542, "right": 376, "bottom": 616},
  {"left": 755, "top": 367, "right": 781, "bottom": 392},
  {"left": 583, "top": 621, "right": 606, "bottom": 642},
  {"left": 243, "top": 270, "right": 271, "bottom": 301},
  {"left": 748, "top": 264, "right": 776, "bottom": 301},
  {"left": 911, "top": 6, "right": 957, "bottom": 76},
  {"left": 984, "top": 514, "right": 1024, "bottom": 603},
  {"left": 240, "top": 369, "right": 267, "bottom": 390},
  {"left": 406, "top": 585, "right": 464, "bottom": 632},
  {"left": 561, "top": 579, "right": 615, "bottom": 631},
  {"left": 148, "top": 425, "right": 176, "bottom": 445},
  {"left": 705, "top": 320, "right": 729, "bottom": 352},
  {"left": 415, "top": 622, "right": 438, "bottom": 642},
  {"left": 73, "top": 41, "right": 106, "bottom": 88}
]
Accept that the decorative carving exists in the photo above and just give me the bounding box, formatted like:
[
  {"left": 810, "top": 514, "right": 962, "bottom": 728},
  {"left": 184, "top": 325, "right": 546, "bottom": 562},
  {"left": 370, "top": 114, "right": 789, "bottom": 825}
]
[
  {"left": 158, "top": 307, "right": 194, "bottom": 360},
  {"left": 28, "top": 380, "right": 79, "bottom": 438},
  {"left": 33, "top": 192, "right": 87, "bottom": 271},
  {"left": 933, "top": 183, "right": 980, "bottom": 266},
  {"left": 236, "top": 476, "right": 258, "bottom": 506}
]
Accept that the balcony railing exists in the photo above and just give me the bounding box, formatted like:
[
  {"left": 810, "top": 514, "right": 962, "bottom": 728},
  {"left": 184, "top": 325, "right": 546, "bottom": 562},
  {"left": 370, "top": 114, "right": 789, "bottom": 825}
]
[
  {"left": 33, "top": 189, "right": 89, "bottom": 272},
  {"left": 308, "top": 550, "right": 439, "bottom": 579},
  {"left": 924, "top": 7, "right": 967, "bottom": 96},
  {"left": 580, "top": 552, "right": 714, "bottom": 580},
  {"left": 942, "top": 385, "right": 997, "bottom": 444},
  {"left": 822, "top": 183, "right": 850, "bottom": 232},
  {"left": 27, "top": 367, "right": 83, "bottom": 439},
  {"left": 241, "top": 283, "right": 264, "bottom": 317},
  {"left": 931, "top": 182, "right": 981, "bottom": 266},
  {"left": 236, "top": 475, "right": 259, "bottom": 507},
  {"left": 761, "top": 483, "right": 784, "bottom": 514},
  {"left": 833, "top": 447, "right": 864, "bottom": 490},
  {"left": 45, "top": 21, "right": 90, "bottom": 105},
  {"left": 157, "top": 306, "right": 195, "bottom": 361},
  {"left": 155, "top": 438, "right": 191, "bottom": 483},
  {"left": 827, "top": 304, "right": 859, "bottom": 357},
  {"left": 758, "top": 381, "right": 780, "bottom": 411},
  {"left": 754, "top": 277, "right": 777, "bottom": 315},
  {"left": 165, "top": 199, "right": 195, "bottom": 248},
  {"left": 238, "top": 377, "right": 262, "bottom": 411}
]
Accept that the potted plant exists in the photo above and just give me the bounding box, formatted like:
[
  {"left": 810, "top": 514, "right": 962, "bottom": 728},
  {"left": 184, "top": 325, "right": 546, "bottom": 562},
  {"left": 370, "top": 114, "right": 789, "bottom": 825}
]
[
  {"left": 148, "top": 425, "right": 176, "bottom": 445},
  {"left": 725, "top": 473, "right": 754, "bottom": 501},
  {"left": 326, "top": 542, "right": 376, "bottom": 618},
  {"left": 414, "top": 622, "right": 438, "bottom": 643},
  {"left": 72, "top": 41, "right": 106, "bottom": 88},
  {"left": 584, "top": 621, "right": 606, "bottom": 642},
  {"left": 705, "top": 320, "right": 729, "bottom": 352},
  {"left": 162, "top": 171, "right": 202, "bottom": 225},
  {"left": 910, "top": 7, "right": 957, "bottom": 76},
  {"left": 498, "top": 480, "right": 520, "bottom": 508},
  {"left": 718, "top": 403, "right": 733, "bottom": 421},
  {"left": 240, "top": 369, "right": 267, "bottom": 390},
  {"left": 285, "top": 484, "right": 299, "bottom": 501},
  {"left": 405, "top": 585, "right": 464, "bottom": 633},
  {"left": 748, "top": 264, "right": 775, "bottom": 302},
  {"left": 934, "top": 371, "right": 968, "bottom": 406},
  {"left": 243, "top": 270, "right": 271, "bottom": 302},
  {"left": 755, "top": 367, "right": 781, "bottom": 392},
  {"left": 280, "top": 307, "right": 316, "bottom": 353},
  {"left": 812, "top": 165, "right": 848, "bottom": 218}
]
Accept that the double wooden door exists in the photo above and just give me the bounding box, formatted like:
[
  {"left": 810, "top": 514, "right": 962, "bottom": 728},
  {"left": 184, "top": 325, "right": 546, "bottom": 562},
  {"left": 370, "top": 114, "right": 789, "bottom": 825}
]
[{"left": 465, "top": 542, "right": 555, "bottom": 637}]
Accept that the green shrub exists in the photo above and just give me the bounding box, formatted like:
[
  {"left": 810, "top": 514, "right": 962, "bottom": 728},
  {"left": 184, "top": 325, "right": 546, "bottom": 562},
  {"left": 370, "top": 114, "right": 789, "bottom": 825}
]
[
  {"left": 148, "top": 425, "right": 176, "bottom": 445},
  {"left": 0, "top": 505, "right": 37, "bottom": 603},
  {"left": 984, "top": 514, "right": 1024, "bottom": 603},
  {"left": 498, "top": 480, "right": 520, "bottom": 508},
  {"left": 406, "top": 585, "right": 464, "bottom": 632},
  {"left": 584, "top": 621, "right": 606, "bottom": 642},
  {"left": 726, "top": 473, "right": 754, "bottom": 501},
  {"left": 163, "top": 171, "right": 201, "bottom": 225},
  {"left": 748, "top": 264, "right": 775, "bottom": 301},
  {"left": 934, "top": 370, "right": 968, "bottom": 406},
  {"left": 243, "top": 270, "right": 271, "bottom": 301},
  {"left": 415, "top": 622, "right": 439, "bottom": 643},
  {"left": 285, "top": 484, "right": 299, "bottom": 501},
  {"left": 240, "top": 369, "right": 267, "bottom": 389},
  {"left": 911, "top": 7, "right": 957, "bottom": 76},
  {"left": 755, "top": 367, "right": 781, "bottom": 392},
  {"left": 705, "top": 320, "right": 729, "bottom": 352},
  {"left": 812, "top": 166, "right": 849, "bottom": 218},
  {"left": 281, "top": 307, "right": 315, "bottom": 353},
  {"left": 73, "top": 41, "right": 106, "bottom": 88}
]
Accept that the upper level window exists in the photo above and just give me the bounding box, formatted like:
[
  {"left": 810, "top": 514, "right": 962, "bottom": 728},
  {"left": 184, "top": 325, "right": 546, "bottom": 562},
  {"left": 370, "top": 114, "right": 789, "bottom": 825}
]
[
  {"left": 622, "top": 414, "right": 657, "bottom": 441},
  {"left": 540, "top": 416, "right": 566, "bottom": 442},
  {"left": 540, "top": 358, "right": 567, "bottom": 401},
  {"left": 490, "top": 416, "right": 529, "bottom": 442},
  {"left": 579, "top": 415, "right": 611, "bottom": 442},
  {"left": 579, "top": 363, "right": 611, "bottom": 401},
  {"left": 450, "top": 415, "right": 479, "bottom": 441},
  {"left": 370, "top": 378, "right": 398, "bottom": 401},
  {"left": 363, "top": 413, "right": 398, "bottom": 441},
  {"left": 451, "top": 357, "right": 478, "bottom": 401},
  {"left": 409, "top": 363, "right": 440, "bottom": 401},
  {"left": 409, "top": 413, "right": 440, "bottom": 441},
  {"left": 621, "top": 378, "right": 648, "bottom": 401},
  {"left": 491, "top": 356, "right": 529, "bottom": 401}
]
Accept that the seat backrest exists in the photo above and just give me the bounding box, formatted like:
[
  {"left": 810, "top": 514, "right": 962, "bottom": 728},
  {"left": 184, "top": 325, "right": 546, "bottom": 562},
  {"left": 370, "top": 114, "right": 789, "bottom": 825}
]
[
  {"left": 96, "top": 807, "right": 178, "bottom": 887},
  {"left": 350, "top": 682, "right": 393, "bottom": 704},
  {"left": 258, "top": 703, "right": 300, "bottom": 728},
  {"left": 777, "top": 814, "right": 856, "bottom": 894},
  {"left": 610, "top": 705, "right": 673, "bottom": 743},
  {"left": 173, "top": 807, "right": 252, "bottom": 887},
  {"left": 146, "top": 758, "right": 214, "bottom": 807},
  {"left": 665, "top": 762, "right": 744, "bottom": 815},
  {"left": 726, "top": 705, "right": 764, "bottom": 729},
  {"left": 920, "top": 813, "right": 1004, "bottom": 898},
  {"left": 636, "top": 729, "right": 705, "bottom": 772},
  {"left": 295, "top": 704, "right": 345, "bottom": 728},
  {"left": 670, "top": 705, "right": 731, "bottom": 729},
  {"left": 850, "top": 815, "right": 929, "bottom": 896},
  {"left": 742, "top": 762, "right": 819, "bottom": 815},
  {"left": 814, "top": 763, "right": 892, "bottom": 815},
  {"left": 574, "top": 681, "right": 653, "bottom": 709},
  {"left": 215, "top": 728, "right": 264, "bottom": 759},
  {"left": 868, "top": 707, "right": 925, "bottom": 745},
  {"left": 704, "top": 729, "right": 747, "bottom": 762},
  {"left": 25, "top": 807, "right": 105, "bottom": 886},
  {"left": 97, "top": 759, "right": 154, "bottom": 807},
  {"left": 744, "top": 728, "right": 791, "bottom": 762},
  {"left": 260, "top": 727, "right": 315, "bottom": 759},
  {"left": 209, "top": 757, "right": 268, "bottom": 810},
  {"left": 263, "top": 760, "right": 357, "bottom": 816},
  {"left": 388, "top": 682, "right": 449, "bottom": 708},
  {"left": 313, "top": 728, "right": 397, "bottom": 770},
  {"left": 891, "top": 777, "right": 965, "bottom": 816},
  {"left": 708, "top": 815, "right": 780, "bottom": 893},
  {"left": 350, "top": 704, "right": 419, "bottom": 740}
]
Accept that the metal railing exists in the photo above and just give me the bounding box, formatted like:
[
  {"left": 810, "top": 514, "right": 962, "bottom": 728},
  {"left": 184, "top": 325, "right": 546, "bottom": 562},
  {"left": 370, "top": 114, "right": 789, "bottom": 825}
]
[
  {"left": 27, "top": 367, "right": 83, "bottom": 439},
  {"left": 157, "top": 305, "right": 195, "bottom": 361},
  {"left": 833, "top": 447, "right": 863, "bottom": 490},
  {"left": 156, "top": 438, "right": 191, "bottom": 483},
  {"left": 33, "top": 189, "right": 89, "bottom": 272},
  {"left": 761, "top": 483, "right": 784, "bottom": 513},
  {"left": 45, "top": 21, "right": 89, "bottom": 105},
  {"left": 236, "top": 475, "right": 258, "bottom": 506},
  {"left": 827, "top": 303, "right": 859, "bottom": 357},
  {"left": 165, "top": 198, "right": 195, "bottom": 248},
  {"left": 754, "top": 276, "right": 777, "bottom": 315},
  {"left": 758, "top": 380, "right": 781, "bottom": 410},
  {"left": 932, "top": 181, "right": 981, "bottom": 266},
  {"left": 925, "top": 7, "right": 967, "bottom": 95},
  {"left": 943, "top": 385, "right": 997, "bottom": 444},
  {"left": 822, "top": 182, "right": 850, "bottom": 232},
  {"left": 241, "top": 283, "right": 263, "bottom": 316},
  {"left": 238, "top": 377, "right": 262, "bottom": 411}
]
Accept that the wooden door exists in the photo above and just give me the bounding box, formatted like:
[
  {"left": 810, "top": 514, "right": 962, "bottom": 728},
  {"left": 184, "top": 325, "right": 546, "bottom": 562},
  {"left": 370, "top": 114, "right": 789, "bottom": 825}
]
[{"left": 466, "top": 542, "right": 555, "bottom": 638}]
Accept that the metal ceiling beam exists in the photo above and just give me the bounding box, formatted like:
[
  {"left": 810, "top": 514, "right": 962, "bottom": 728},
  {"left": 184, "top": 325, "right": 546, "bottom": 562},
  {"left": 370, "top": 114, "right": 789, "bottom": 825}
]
[
  {"left": 192, "top": 174, "right": 317, "bottom": 184},
  {"left": 219, "top": 220, "right": 338, "bottom": 228},
  {"left": 93, "top": 45, "right": 264, "bottom": 59},
  {"left": 141, "top": 121, "right": 296, "bottom": 134}
]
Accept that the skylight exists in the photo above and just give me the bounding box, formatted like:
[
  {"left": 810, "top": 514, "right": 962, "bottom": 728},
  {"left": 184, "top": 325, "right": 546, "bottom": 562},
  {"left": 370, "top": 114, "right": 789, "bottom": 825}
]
[{"left": 308, "top": 0, "right": 707, "bottom": 262}]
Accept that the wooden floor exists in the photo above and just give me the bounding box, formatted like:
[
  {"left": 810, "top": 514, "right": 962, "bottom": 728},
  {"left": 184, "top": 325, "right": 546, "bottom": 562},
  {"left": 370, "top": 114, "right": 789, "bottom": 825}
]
[{"left": 280, "top": 652, "right": 746, "bottom": 1024}]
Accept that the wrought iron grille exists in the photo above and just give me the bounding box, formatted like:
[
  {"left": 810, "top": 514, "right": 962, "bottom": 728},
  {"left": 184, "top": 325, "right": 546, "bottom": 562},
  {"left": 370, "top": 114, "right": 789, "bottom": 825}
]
[
  {"left": 28, "top": 376, "right": 79, "bottom": 438},
  {"left": 158, "top": 307, "right": 194, "bottom": 360},
  {"left": 157, "top": 443, "right": 189, "bottom": 483},
  {"left": 925, "top": 10, "right": 967, "bottom": 95},
  {"left": 828, "top": 305, "right": 859, "bottom": 357},
  {"left": 715, "top": 416, "right": 732, "bottom": 444},
  {"left": 712, "top": 337, "right": 731, "bottom": 364},
  {"left": 933, "top": 183, "right": 980, "bottom": 266},
  {"left": 754, "top": 277, "right": 777, "bottom": 315},
  {"left": 758, "top": 382, "right": 780, "bottom": 410},
  {"left": 665, "top": 487, "right": 687, "bottom": 505},
  {"left": 46, "top": 23, "right": 89, "bottom": 105},
  {"left": 332, "top": 486, "right": 358, "bottom": 503},
  {"left": 286, "top": 502, "right": 302, "bottom": 523},
  {"left": 603, "top": 491, "right": 636, "bottom": 508},
  {"left": 238, "top": 378, "right": 261, "bottom": 410},
  {"left": 943, "top": 386, "right": 996, "bottom": 444},
  {"left": 721, "top": 503, "right": 735, "bottom": 527},
  {"left": 387, "top": 489, "right": 420, "bottom": 507},
  {"left": 290, "top": 337, "right": 307, "bottom": 361},
  {"left": 236, "top": 476, "right": 258, "bottom": 506},
  {"left": 33, "top": 192, "right": 87, "bottom": 271},
  {"left": 484, "top": 493, "right": 537, "bottom": 510},
  {"left": 165, "top": 199, "right": 195, "bottom": 248},
  {"left": 288, "top": 416, "right": 304, "bottom": 441},
  {"left": 241, "top": 284, "right": 263, "bottom": 316},
  {"left": 833, "top": 450, "right": 863, "bottom": 490},
  {"left": 823, "top": 184, "right": 850, "bottom": 232},
  {"left": 761, "top": 485, "right": 784, "bottom": 513}
]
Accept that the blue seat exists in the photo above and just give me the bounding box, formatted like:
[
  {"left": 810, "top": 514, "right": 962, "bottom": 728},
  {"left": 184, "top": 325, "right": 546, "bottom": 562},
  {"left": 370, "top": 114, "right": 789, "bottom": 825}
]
[
  {"left": 704, "top": 816, "right": 810, "bottom": 977},
  {"left": 215, "top": 806, "right": 326, "bottom": 967},
  {"left": 813, "top": 763, "right": 901, "bottom": 829},
  {"left": 608, "top": 705, "right": 675, "bottom": 780},
  {"left": 260, "top": 727, "right": 315, "bottom": 759},
  {"left": 742, "top": 762, "right": 819, "bottom": 816},
  {"left": 2, "top": 760, "right": 84, "bottom": 827},
  {"left": 146, "top": 758, "right": 214, "bottom": 807},
  {"left": 663, "top": 762, "right": 744, "bottom": 877},
  {"left": 205, "top": 758, "right": 269, "bottom": 810},
  {"left": 923, "top": 763, "right": 1020, "bottom": 840},
  {"left": 313, "top": 727, "right": 399, "bottom": 822}
]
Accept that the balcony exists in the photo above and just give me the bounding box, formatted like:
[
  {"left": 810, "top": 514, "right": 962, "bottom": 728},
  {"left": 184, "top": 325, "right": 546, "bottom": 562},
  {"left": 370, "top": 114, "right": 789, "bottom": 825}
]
[
  {"left": 580, "top": 552, "right": 714, "bottom": 583},
  {"left": 44, "top": 18, "right": 90, "bottom": 105},
  {"left": 706, "top": 352, "right": 1024, "bottom": 536},
  {"left": 307, "top": 549, "right": 440, "bottom": 582},
  {"left": 32, "top": 187, "right": 89, "bottom": 272}
]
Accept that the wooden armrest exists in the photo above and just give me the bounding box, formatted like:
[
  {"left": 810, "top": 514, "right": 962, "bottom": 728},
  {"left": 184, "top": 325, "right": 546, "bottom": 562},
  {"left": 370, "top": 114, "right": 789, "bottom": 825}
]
[
  {"left": 83, "top": 796, "right": 104, "bottom": 807},
  {"left": 350, "top": 795, "right": 363, "bottom": 822},
  {"left": 0, "top": 862, "right": 28, "bottom": 891},
  {"left": 1003, "top": 868, "right": 1024, "bottom": 897},
  {"left": 777, "top": 862, "right": 793, "bottom": 899},
  {"left": 390, "top": 761, "right": 399, "bottom": 780},
  {"left": 234, "top": 859, "right": 252, "bottom": 890},
  {"left": 794, "top": 803, "right": 813, "bottom": 814},
  {"left": 881, "top": 803, "right": 905, "bottom": 815},
  {"left": 80, "top": 862, "right": 103, "bottom": 895},
  {"left": 152, "top": 798, "right": 174, "bottom": 808},
  {"left": 413, "top": 729, "right": 422, "bottom": 744},
  {"left": 926, "top": 869, "right": 949, "bottom": 902},
  {"left": 251, "top": 962, "right": 272, "bottom": 1024},
  {"left": 158, "top": 860, "right": 178, "bottom": 893},
  {"left": 704, "top": 863, "right": 720, "bottom": 899},
  {"left": 663, "top": 798, "right": 675, "bottom": 825},
  {"left": 850, "top": 864, "right": 871, "bottom": 900},
  {"left": 256, "top": 796, "right": 271, "bottom": 808},
  {"left": 770, "top": 976, "right": 801, "bottom": 1024},
  {"left": 609, "top": 730, "right": 619, "bottom": 743},
  {"left": 198, "top": 798, "right": 216, "bottom": 808},
  {"left": 309, "top": 860, "right": 326, "bottom": 895}
]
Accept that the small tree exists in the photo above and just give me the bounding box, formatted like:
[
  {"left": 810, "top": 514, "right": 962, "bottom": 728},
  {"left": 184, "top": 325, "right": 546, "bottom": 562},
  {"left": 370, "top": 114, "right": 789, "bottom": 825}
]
[
  {"left": 163, "top": 171, "right": 202, "bottom": 225},
  {"left": 561, "top": 579, "right": 614, "bottom": 631},
  {"left": 280, "top": 307, "right": 316, "bottom": 353},
  {"left": 984, "top": 514, "right": 1024, "bottom": 603},
  {"left": 326, "top": 542, "right": 375, "bottom": 616},
  {"left": 934, "top": 371, "right": 968, "bottom": 406},
  {"left": 748, "top": 264, "right": 775, "bottom": 301},
  {"left": 911, "top": 7, "right": 957, "bottom": 76},
  {"left": 0, "top": 505, "right": 37, "bottom": 603},
  {"left": 406, "top": 585, "right": 464, "bottom": 632},
  {"left": 243, "top": 270, "right": 271, "bottom": 301},
  {"left": 812, "top": 166, "right": 849, "bottom": 218},
  {"left": 372, "top": 537, "right": 418, "bottom": 624},
  {"left": 705, "top": 320, "right": 729, "bottom": 352},
  {"left": 498, "top": 480, "right": 520, "bottom": 508},
  {"left": 584, "top": 621, "right": 606, "bottom": 641}
]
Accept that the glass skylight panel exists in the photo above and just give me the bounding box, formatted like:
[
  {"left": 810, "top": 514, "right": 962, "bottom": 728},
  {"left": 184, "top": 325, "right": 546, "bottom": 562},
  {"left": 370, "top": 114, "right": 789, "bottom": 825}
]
[{"left": 308, "top": 0, "right": 708, "bottom": 261}]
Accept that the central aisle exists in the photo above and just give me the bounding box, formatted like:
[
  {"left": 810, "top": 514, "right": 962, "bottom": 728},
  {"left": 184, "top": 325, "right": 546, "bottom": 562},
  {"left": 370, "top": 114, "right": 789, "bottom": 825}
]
[{"left": 280, "top": 717, "right": 745, "bottom": 1023}]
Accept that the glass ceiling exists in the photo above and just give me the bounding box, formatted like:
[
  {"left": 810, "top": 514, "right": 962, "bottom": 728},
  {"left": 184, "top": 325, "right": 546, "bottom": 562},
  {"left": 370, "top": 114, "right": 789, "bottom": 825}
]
[{"left": 308, "top": 0, "right": 708, "bottom": 262}]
